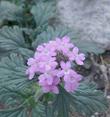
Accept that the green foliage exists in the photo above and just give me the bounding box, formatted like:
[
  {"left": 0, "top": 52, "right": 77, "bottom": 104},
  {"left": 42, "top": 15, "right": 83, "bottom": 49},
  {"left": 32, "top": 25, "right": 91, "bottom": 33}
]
[
  {"left": 31, "top": 2, "right": 56, "bottom": 28},
  {"left": 0, "top": 1, "right": 23, "bottom": 23},
  {"left": 52, "top": 83, "right": 108, "bottom": 117},
  {"left": 0, "top": 26, "right": 34, "bottom": 58},
  {"left": 0, "top": 81, "right": 108, "bottom": 117},
  {"left": 0, "top": 53, "right": 31, "bottom": 89},
  {"left": 32, "top": 26, "right": 74, "bottom": 49},
  {"left": 0, "top": 26, "right": 27, "bottom": 50},
  {"left": 73, "top": 40, "right": 105, "bottom": 55},
  {"left": 0, "top": 87, "right": 45, "bottom": 117},
  {"left": 72, "top": 83, "right": 108, "bottom": 116},
  {"left": 31, "top": 103, "right": 45, "bottom": 117},
  {"left": 32, "top": 26, "right": 105, "bottom": 54}
]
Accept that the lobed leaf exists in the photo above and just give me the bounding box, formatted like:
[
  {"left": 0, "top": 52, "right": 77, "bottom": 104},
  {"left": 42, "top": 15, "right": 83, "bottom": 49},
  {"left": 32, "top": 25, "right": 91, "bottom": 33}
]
[
  {"left": 73, "top": 40, "right": 105, "bottom": 54},
  {"left": 0, "top": 26, "right": 34, "bottom": 58},
  {"left": 0, "top": 1, "right": 23, "bottom": 23},
  {"left": 0, "top": 26, "right": 28, "bottom": 51},
  {"left": 32, "top": 26, "right": 74, "bottom": 49},
  {"left": 31, "top": 2, "right": 55, "bottom": 27},
  {"left": 0, "top": 87, "right": 46, "bottom": 117},
  {"left": 0, "top": 53, "right": 30, "bottom": 89},
  {"left": 52, "top": 83, "right": 108, "bottom": 117}
]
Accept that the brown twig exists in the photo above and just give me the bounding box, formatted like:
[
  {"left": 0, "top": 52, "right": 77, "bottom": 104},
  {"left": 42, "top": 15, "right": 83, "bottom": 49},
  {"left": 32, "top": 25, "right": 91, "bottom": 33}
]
[{"left": 90, "top": 53, "right": 109, "bottom": 97}]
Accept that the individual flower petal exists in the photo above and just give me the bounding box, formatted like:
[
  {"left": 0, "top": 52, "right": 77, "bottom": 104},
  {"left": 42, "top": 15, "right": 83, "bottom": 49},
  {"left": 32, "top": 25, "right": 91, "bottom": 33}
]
[
  {"left": 78, "top": 54, "right": 85, "bottom": 62},
  {"left": 42, "top": 86, "right": 50, "bottom": 93},
  {"left": 62, "top": 36, "right": 70, "bottom": 43},
  {"left": 26, "top": 65, "right": 37, "bottom": 80},
  {"left": 36, "top": 45, "right": 44, "bottom": 52},
  {"left": 53, "top": 77, "right": 60, "bottom": 85},
  {"left": 73, "top": 47, "right": 79, "bottom": 55},
  {"left": 46, "top": 76, "right": 53, "bottom": 85},
  {"left": 27, "top": 58, "right": 36, "bottom": 66},
  {"left": 60, "top": 61, "right": 71, "bottom": 70},
  {"left": 64, "top": 82, "right": 79, "bottom": 92},
  {"left": 38, "top": 73, "right": 53, "bottom": 86},
  {"left": 57, "top": 70, "right": 64, "bottom": 78},
  {"left": 75, "top": 54, "right": 85, "bottom": 65},
  {"left": 42, "top": 85, "right": 59, "bottom": 94},
  {"left": 51, "top": 86, "right": 59, "bottom": 94}
]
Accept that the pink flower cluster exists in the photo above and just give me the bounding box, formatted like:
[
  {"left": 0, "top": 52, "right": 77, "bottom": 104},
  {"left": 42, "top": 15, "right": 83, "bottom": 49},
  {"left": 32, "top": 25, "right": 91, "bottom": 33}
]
[{"left": 26, "top": 36, "right": 85, "bottom": 94}]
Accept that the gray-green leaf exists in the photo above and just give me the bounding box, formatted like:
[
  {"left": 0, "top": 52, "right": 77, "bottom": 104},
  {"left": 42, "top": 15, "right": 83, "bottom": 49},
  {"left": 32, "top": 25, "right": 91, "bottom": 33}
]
[
  {"left": 0, "top": 26, "right": 28, "bottom": 51},
  {"left": 31, "top": 2, "right": 55, "bottom": 27},
  {"left": 0, "top": 53, "right": 29, "bottom": 89},
  {"left": 0, "top": 1, "right": 23, "bottom": 23},
  {"left": 73, "top": 40, "right": 105, "bottom": 54},
  {"left": 32, "top": 26, "right": 73, "bottom": 49},
  {"left": 53, "top": 83, "right": 108, "bottom": 117}
]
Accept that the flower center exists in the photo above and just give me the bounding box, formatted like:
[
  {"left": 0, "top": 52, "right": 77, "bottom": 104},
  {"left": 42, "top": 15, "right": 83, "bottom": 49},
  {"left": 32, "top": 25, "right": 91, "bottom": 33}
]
[{"left": 56, "top": 51, "right": 69, "bottom": 64}]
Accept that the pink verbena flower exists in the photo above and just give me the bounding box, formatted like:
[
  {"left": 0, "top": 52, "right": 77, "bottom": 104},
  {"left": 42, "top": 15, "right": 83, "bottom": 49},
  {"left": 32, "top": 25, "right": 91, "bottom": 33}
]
[
  {"left": 57, "top": 61, "right": 82, "bottom": 92},
  {"left": 55, "top": 36, "right": 74, "bottom": 54},
  {"left": 38, "top": 57, "right": 57, "bottom": 73},
  {"left": 59, "top": 61, "right": 82, "bottom": 82},
  {"left": 57, "top": 61, "right": 72, "bottom": 77},
  {"left": 64, "top": 81, "right": 79, "bottom": 92},
  {"left": 26, "top": 58, "right": 38, "bottom": 80},
  {"left": 38, "top": 73, "right": 60, "bottom": 94},
  {"left": 68, "top": 47, "right": 85, "bottom": 65},
  {"left": 26, "top": 36, "right": 85, "bottom": 94}
]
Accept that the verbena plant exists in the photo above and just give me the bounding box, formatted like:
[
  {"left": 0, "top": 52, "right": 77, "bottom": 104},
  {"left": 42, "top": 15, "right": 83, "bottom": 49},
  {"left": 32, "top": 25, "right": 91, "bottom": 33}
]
[{"left": 0, "top": 0, "right": 108, "bottom": 117}]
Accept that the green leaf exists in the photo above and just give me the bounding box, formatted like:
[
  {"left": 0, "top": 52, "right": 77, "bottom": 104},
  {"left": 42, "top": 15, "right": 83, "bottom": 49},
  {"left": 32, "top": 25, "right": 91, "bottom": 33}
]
[
  {"left": 32, "top": 26, "right": 73, "bottom": 49},
  {"left": 0, "top": 53, "right": 30, "bottom": 89},
  {"left": 31, "top": 2, "right": 55, "bottom": 27},
  {"left": 73, "top": 82, "right": 108, "bottom": 116},
  {"left": 53, "top": 83, "right": 108, "bottom": 117},
  {"left": 53, "top": 87, "right": 71, "bottom": 117},
  {"left": 73, "top": 40, "right": 105, "bottom": 54},
  {"left": 0, "top": 103, "right": 45, "bottom": 117},
  {"left": 0, "top": 26, "right": 34, "bottom": 59},
  {"left": 0, "top": 97, "right": 27, "bottom": 117},
  {"left": 0, "top": 48, "right": 10, "bottom": 59},
  {"left": 0, "top": 87, "right": 27, "bottom": 117},
  {"left": 0, "top": 26, "right": 33, "bottom": 59},
  {"left": 18, "top": 48, "right": 34, "bottom": 59},
  {"left": 0, "top": 26, "right": 28, "bottom": 51},
  {"left": 0, "top": 87, "right": 46, "bottom": 117},
  {"left": 32, "top": 103, "right": 45, "bottom": 117},
  {"left": 0, "top": 108, "right": 25, "bottom": 117},
  {"left": 0, "top": 1, "right": 23, "bottom": 23}
]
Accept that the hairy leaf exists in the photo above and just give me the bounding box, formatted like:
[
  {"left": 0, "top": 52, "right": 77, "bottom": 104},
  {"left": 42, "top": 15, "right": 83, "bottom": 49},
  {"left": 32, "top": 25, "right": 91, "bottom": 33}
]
[
  {"left": 31, "top": 2, "right": 55, "bottom": 27},
  {"left": 0, "top": 103, "right": 45, "bottom": 117},
  {"left": 0, "top": 53, "right": 30, "bottom": 89},
  {"left": 0, "top": 87, "right": 46, "bottom": 117},
  {"left": 0, "top": 108, "right": 26, "bottom": 117},
  {"left": 0, "top": 1, "right": 23, "bottom": 23},
  {"left": 32, "top": 103, "right": 45, "bottom": 117},
  {"left": 0, "top": 48, "right": 10, "bottom": 59},
  {"left": 0, "top": 26, "right": 28, "bottom": 51},
  {"left": 73, "top": 83, "right": 108, "bottom": 116},
  {"left": 32, "top": 26, "right": 73, "bottom": 49},
  {"left": 52, "top": 83, "right": 108, "bottom": 117},
  {"left": 53, "top": 87, "right": 71, "bottom": 117},
  {"left": 73, "top": 40, "right": 105, "bottom": 54},
  {"left": 0, "top": 87, "right": 27, "bottom": 116},
  {"left": 0, "top": 26, "right": 33, "bottom": 59},
  {"left": 18, "top": 48, "right": 34, "bottom": 59}
]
